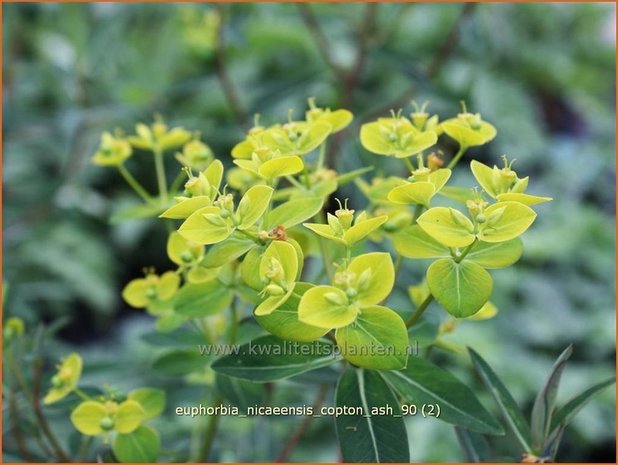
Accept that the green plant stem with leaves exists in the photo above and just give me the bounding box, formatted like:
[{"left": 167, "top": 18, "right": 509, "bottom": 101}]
[{"left": 72, "top": 98, "right": 612, "bottom": 463}]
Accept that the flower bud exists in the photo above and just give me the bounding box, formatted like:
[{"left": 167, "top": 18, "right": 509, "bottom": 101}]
[
  {"left": 203, "top": 213, "right": 228, "bottom": 228},
  {"left": 327, "top": 213, "right": 345, "bottom": 236},
  {"left": 265, "top": 257, "right": 284, "bottom": 281},
  {"left": 356, "top": 269, "right": 373, "bottom": 292},
  {"left": 264, "top": 284, "right": 285, "bottom": 296},
  {"left": 427, "top": 152, "right": 444, "bottom": 170},
  {"left": 51, "top": 375, "right": 64, "bottom": 388},
  {"left": 324, "top": 291, "right": 348, "bottom": 306},
  {"left": 99, "top": 416, "right": 115, "bottom": 431}
]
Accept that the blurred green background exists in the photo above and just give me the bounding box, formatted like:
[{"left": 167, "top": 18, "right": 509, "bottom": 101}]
[{"left": 3, "top": 2, "right": 616, "bottom": 462}]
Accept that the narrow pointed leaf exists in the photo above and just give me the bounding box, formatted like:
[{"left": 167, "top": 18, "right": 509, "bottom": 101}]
[
  {"left": 336, "top": 368, "right": 410, "bottom": 462},
  {"left": 550, "top": 377, "right": 615, "bottom": 433},
  {"left": 530, "top": 345, "right": 573, "bottom": 450},
  {"left": 381, "top": 356, "right": 504, "bottom": 435},
  {"left": 211, "top": 336, "right": 340, "bottom": 382},
  {"left": 468, "top": 347, "right": 534, "bottom": 452}
]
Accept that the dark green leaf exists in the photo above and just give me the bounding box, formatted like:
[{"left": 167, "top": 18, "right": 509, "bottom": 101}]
[
  {"left": 455, "top": 426, "right": 491, "bottom": 462},
  {"left": 468, "top": 348, "right": 533, "bottom": 452},
  {"left": 173, "top": 280, "right": 233, "bottom": 317},
  {"left": 215, "top": 374, "right": 265, "bottom": 413},
  {"left": 112, "top": 425, "right": 160, "bottom": 463},
  {"left": 211, "top": 335, "right": 340, "bottom": 382},
  {"left": 381, "top": 356, "right": 503, "bottom": 435},
  {"left": 530, "top": 345, "right": 572, "bottom": 450},
  {"left": 549, "top": 377, "right": 615, "bottom": 433},
  {"left": 336, "top": 368, "right": 410, "bottom": 463},
  {"left": 152, "top": 349, "right": 206, "bottom": 375},
  {"left": 202, "top": 233, "right": 256, "bottom": 268}
]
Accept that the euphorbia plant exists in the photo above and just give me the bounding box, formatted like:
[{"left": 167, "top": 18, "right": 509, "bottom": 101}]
[{"left": 45, "top": 98, "right": 611, "bottom": 463}]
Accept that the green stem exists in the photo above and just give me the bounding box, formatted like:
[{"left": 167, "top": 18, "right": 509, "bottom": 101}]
[
  {"left": 404, "top": 157, "right": 415, "bottom": 174},
  {"left": 317, "top": 142, "right": 327, "bottom": 170},
  {"left": 285, "top": 175, "right": 306, "bottom": 190},
  {"left": 197, "top": 394, "right": 223, "bottom": 462},
  {"left": 117, "top": 165, "right": 152, "bottom": 203},
  {"left": 454, "top": 239, "right": 477, "bottom": 263},
  {"left": 74, "top": 388, "right": 92, "bottom": 401},
  {"left": 301, "top": 164, "right": 311, "bottom": 190},
  {"left": 170, "top": 169, "right": 187, "bottom": 194},
  {"left": 153, "top": 146, "right": 169, "bottom": 205},
  {"left": 406, "top": 294, "right": 434, "bottom": 328},
  {"left": 229, "top": 298, "right": 238, "bottom": 345},
  {"left": 76, "top": 436, "right": 92, "bottom": 462},
  {"left": 446, "top": 145, "right": 468, "bottom": 170},
  {"left": 316, "top": 210, "right": 334, "bottom": 282}
]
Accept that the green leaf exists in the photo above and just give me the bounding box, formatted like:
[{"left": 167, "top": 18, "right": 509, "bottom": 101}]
[
  {"left": 466, "top": 301, "right": 498, "bottom": 320},
  {"left": 259, "top": 240, "right": 299, "bottom": 285},
  {"left": 204, "top": 159, "right": 224, "bottom": 189},
  {"left": 303, "top": 222, "right": 343, "bottom": 243},
  {"left": 465, "top": 239, "right": 523, "bottom": 269},
  {"left": 179, "top": 206, "right": 233, "bottom": 245},
  {"left": 152, "top": 349, "right": 206, "bottom": 376},
  {"left": 173, "top": 281, "right": 233, "bottom": 317},
  {"left": 497, "top": 192, "right": 552, "bottom": 206},
  {"left": 468, "top": 348, "right": 534, "bottom": 453},
  {"left": 70, "top": 401, "right": 107, "bottom": 436},
  {"left": 477, "top": 201, "right": 537, "bottom": 243},
  {"left": 360, "top": 119, "right": 437, "bottom": 158},
  {"left": 155, "top": 312, "right": 188, "bottom": 332},
  {"left": 202, "top": 233, "right": 255, "bottom": 268},
  {"left": 264, "top": 197, "right": 324, "bottom": 230},
  {"left": 381, "top": 357, "right": 504, "bottom": 434},
  {"left": 441, "top": 118, "right": 496, "bottom": 147},
  {"left": 455, "top": 427, "right": 491, "bottom": 462},
  {"left": 407, "top": 316, "right": 440, "bottom": 348},
  {"left": 110, "top": 202, "right": 166, "bottom": 224},
  {"left": 128, "top": 388, "right": 166, "bottom": 421},
  {"left": 241, "top": 246, "right": 264, "bottom": 290},
  {"left": 336, "top": 369, "right": 410, "bottom": 462},
  {"left": 259, "top": 156, "right": 304, "bottom": 179},
  {"left": 211, "top": 335, "right": 340, "bottom": 382},
  {"left": 335, "top": 305, "right": 408, "bottom": 370},
  {"left": 215, "top": 374, "right": 265, "bottom": 413},
  {"left": 112, "top": 425, "right": 160, "bottom": 463},
  {"left": 347, "top": 252, "right": 394, "bottom": 306},
  {"left": 417, "top": 207, "right": 475, "bottom": 247},
  {"left": 237, "top": 185, "right": 274, "bottom": 230},
  {"left": 549, "top": 377, "right": 615, "bottom": 433},
  {"left": 530, "top": 345, "right": 573, "bottom": 450},
  {"left": 167, "top": 231, "right": 203, "bottom": 266},
  {"left": 159, "top": 196, "right": 212, "bottom": 219},
  {"left": 115, "top": 400, "right": 145, "bottom": 434},
  {"left": 298, "top": 285, "right": 357, "bottom": 329},
  {"left": 387, "top": 182, "right": 436, "bottom": 206},
  {"left": 470, "top": 160, "right": 499, "bottom": 198},
  {"left": 254, "top": 286, "right": 295, "bottom": 316},
  {"left": 427, "top": 259, "right": 493, "bottom": 318},
  {"left": 255, "top": 283, "right": 329, "bottom": 341},
  {"left": 392, "top": 225, "right": 450, "bottom": 259},
  {"left": 438, "top": 186, "right": 476, "bottom": 203},
  {"left": 344, "top": 215, "right": 388, "bottom": 245},
  {"left": 428, "top": 168, "right": 452, "bottom": 191}
]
